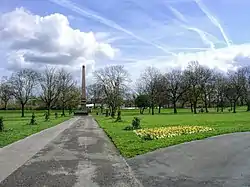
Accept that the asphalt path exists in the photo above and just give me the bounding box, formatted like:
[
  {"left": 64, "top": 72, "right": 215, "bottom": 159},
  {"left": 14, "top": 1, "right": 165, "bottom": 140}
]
[
  {"left": 0, "top": 116, "right": 142, "bottom": 187},
  {"left": 127, "top": 132, "right": 250, "bottom": 187}
]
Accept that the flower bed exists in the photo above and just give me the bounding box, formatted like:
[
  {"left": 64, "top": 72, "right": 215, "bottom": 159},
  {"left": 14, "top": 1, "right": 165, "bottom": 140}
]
[{"left": 134, "top": 126, "right": 214, "bottom": 140}]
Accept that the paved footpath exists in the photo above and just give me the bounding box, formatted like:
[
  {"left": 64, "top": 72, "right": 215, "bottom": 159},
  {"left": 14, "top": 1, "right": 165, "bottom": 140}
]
[
  {"left": 128, "top": 132, "right": 250, "bottom": 187},
  {"left": 0, "top": 116, "right": 142, "bottom": 187}
]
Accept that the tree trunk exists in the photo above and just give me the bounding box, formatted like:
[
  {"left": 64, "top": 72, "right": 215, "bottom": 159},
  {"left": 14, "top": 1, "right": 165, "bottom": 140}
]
[
  {"left": 247, "top": 101, "right": 250, "bottom": 111},
  {"left": 47, "top": 103, "right": 51, "bottom": 116},
  {"left": 158, "top": 105, "right": 161, "bottom": 114},
  {"left": 204, "top": 98, "right": 209, "bottom": 113},
  {"left": 111, "top": 107, "right": 116, "bottom": 118},
  {"left": 208, "top": 94, "right": 211, "bottom": 108},
  {"left": 62, "top": 102, "right": 65, "bottom": 116},
  {"left": 233, "top": 101, "right": 236, "bottom": 113},
  {"left": 173, "top": 101, "right": 177, "bottom": 114},
  {"left": 4, "top": 101, "right": 7, "bottom": 110},
  {"left": 230, "top": 102, "right": 233, "bottom": 111},
  {"left": 101, "top": 104, "right": 103, "bottom": 114},
  {"left": 220, "top": 100, "right": 224, "bottom": 112},
  {"left": 190, "top": 103, "right": 193, "bottom": 113},
  {"left": 151, "top": 104, "right": 154, "bottom": 115},
  {"left": 21, "top": 103, "right": 25, "bottom": 117},
  {"left": 94, "top": 103, "right": 96, "bottom": 109},
  {"left": 193, "top": 101, "right": 197, "bottom": 114}
]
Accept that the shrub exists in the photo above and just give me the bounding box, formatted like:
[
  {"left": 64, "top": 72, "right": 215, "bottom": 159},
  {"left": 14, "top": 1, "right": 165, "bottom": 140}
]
[
  {"left": 44, "top": 112, "right": 49, "bottom": 121},
  {"left": 55, "top": 112, "right": 58, "bottom": 119},
  {"left": 96, "top": 111, "right": 99, "bottom": 115},
  {"left": 115, "top": 111, "right": 122, "bottom": 122},
  {"left": 132, "top": 117, "right": 141, "bottom": 129},
  {"left": 0, "top": 117, "right": 4, "bottom": 132},
  {"left": 123, "top": 117, "right": 141, "bottom": 131},
  {"left": 30, "top": 113, "right": 37, "bottom": 125}
]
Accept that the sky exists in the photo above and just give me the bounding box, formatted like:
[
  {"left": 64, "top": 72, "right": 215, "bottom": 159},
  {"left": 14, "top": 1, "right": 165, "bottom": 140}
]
[{"left": 1, "top": 0, "right": 250, "bottom": 84}]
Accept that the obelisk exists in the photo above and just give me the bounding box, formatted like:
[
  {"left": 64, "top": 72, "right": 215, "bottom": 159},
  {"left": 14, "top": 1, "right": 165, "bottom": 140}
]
[
  {"left": 81, "top": 65, "right": 87, "bottom": 110},
  {"left": 74, "top": 65, "right": 88, "bottom": 115}
]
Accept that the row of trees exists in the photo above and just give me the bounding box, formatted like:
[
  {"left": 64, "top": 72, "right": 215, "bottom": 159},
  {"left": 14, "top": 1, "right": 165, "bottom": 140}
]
[
  {"left": 88, "top": 61, "right": 250, "bottom": 116},
  {"left": 0, "top": 67, "right": 81, "bottom": 117}
]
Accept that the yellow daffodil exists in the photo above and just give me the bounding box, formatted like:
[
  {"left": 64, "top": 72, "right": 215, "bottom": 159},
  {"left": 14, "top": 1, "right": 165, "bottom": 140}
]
[{"left": 134, "top": 126, "right": 214, "bottom": 140}]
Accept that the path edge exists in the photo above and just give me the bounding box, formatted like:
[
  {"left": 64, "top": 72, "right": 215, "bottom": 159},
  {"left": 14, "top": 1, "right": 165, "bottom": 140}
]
[{"left": 0, "top": 117, "right": 80, "bottom": 183}]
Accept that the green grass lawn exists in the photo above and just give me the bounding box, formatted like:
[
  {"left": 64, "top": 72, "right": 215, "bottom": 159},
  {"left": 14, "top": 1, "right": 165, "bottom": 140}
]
[
  {"left": 95, "top": 107, "right": 250, "bottom": 158},
  {"left": 0, "top": 110, "right": 72, "bottom": 147}
]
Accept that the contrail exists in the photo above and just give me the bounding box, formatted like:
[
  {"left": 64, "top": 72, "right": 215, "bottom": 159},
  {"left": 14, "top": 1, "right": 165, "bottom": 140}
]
[
  {"left": 168, "top": 6, "right": 224, "bottom": 49},
  {"left": 169, "top": 6, "right": 187, "bottom": 23},
  {"left": 194, "top": 0, "right": 231, "bottom": 46},
  {"left": 49, "top": 0, "right": 177, "bottom": 56}
]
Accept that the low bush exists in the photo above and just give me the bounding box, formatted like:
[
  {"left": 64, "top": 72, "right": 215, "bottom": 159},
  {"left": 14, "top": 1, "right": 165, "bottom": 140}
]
[{"left": 0, "top": 117, "right": 4, "bottom": 132}]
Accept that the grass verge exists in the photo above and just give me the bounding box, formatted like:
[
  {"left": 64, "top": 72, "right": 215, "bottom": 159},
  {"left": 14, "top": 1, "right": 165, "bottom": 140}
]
[
  {"left": 0, "top": 110, "right": 72, "bottom": 147},
  {"left": 95, "top": 108, "right": 250, "bottom": 158}
]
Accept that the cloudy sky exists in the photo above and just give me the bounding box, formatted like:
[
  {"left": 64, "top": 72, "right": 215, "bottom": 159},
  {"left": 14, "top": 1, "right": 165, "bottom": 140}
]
[{"left": 1, "top": 0, "right": 250, "bottom": 84}]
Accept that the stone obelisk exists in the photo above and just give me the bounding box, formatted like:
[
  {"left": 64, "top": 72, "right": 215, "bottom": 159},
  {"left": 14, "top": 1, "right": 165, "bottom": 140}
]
[
  {"left": 74, "top": 65, "right": 88, "bottom": 115},
  {"left": 81, "top": 65, "right": 87, "bottom": 110}
]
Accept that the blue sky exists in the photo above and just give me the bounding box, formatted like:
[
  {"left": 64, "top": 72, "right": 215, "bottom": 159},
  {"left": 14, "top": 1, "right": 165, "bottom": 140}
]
[{"left": 1, "top": 0, "right": 250, "bottom": 83}]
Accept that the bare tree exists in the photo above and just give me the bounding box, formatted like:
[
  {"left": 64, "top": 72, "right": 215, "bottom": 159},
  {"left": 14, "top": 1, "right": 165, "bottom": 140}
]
[
  {"left": 214, "top": 72, "right": 227, "bottom": 112},
  {"left": 87, "top": 83, "right": 103, "bottom": 109},
  {"left": 0, "top": 79, "right": 12, "bottom": 110},
  {"left": 183, "top": 61, "right": 203, "bottom": 114},
  {"left": 155, "top": 74, "right": 168, "bottom": 113},
  {"left": 225, "top": 69, "right": 246, "bottom": 113},
  {"left": 94, "top": 65, "right": 129, "bottom": 117},
  {"left": 199, "top": 66, "right": 214, "bottom": 113},
  {"left": 65, "top": 85, "right": 81, "bottom": 112},
  {"left": 138, "top": 67, "right": 161, "bottom": 115},
  {"left": 165, "top": 70, "right": 187, "bottom": 114},
  {"left": 58, "top": 69, "right": 76, "bottom": 116},
  {"left": 10, "top": 69, "right": 39, "bottom": 117},
  {"left": 39, "top": 67, "right": 61, "bottom": 116}
]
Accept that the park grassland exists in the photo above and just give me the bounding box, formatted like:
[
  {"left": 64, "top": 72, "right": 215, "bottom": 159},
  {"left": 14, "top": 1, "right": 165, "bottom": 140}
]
[
  {"left": 95, "top": 107, "right": 250, "bottom": 158},
  {"left": 0, "top": 110, "right": 72, "bottom": 147}
]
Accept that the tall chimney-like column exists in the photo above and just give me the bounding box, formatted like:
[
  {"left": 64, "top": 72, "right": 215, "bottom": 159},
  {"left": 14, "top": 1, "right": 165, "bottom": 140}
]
[{"left": 81, "top": 65, "right": 86, "bottom": 109}]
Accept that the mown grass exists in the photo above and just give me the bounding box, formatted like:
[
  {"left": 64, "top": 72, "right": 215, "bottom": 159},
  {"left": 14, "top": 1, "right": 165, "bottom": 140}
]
[
  {"left": 95, "top": 107, "right": 250, "bottom": 158},
  {"left": 0, "top": 110, "right": 72, "bottom": 147}
]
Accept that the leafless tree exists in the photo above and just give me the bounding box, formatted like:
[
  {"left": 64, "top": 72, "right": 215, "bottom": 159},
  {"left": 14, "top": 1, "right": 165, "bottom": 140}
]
[
  {"left": 225, "top": 69, "right": 246, "bottom": 113},
  {"left": 39, "top": 67, "right": 61, "bottom": 116},
  {"left": 87, "top": 83, "right": 103, "bottom": 109},
  {"left": 0, "top": 78, "right": 12, "bottom": 110},
  {"left": 235, "top": 66, "right": 250, "bottom": 111},
  {"left": 155, "top": 74, "right": 168, "bottom": 113},
  {"left": 138, "top": 67, "right": 161, "bottom": 115},
  {"left": 10, "top": 69, "right": 39, "bottom": 117},
  {"left": 214, "top": 72, "right": 227, "bottom": 112},
  {"left": 183, "top": 61, "right": 203, "bottom": 114},
  {"left": 199, "top": 66, "right": 214, "bottom": 113},
  {"left": 64, "top": 85, "right": 81, "bottom": 111},
  {"left": 58, "top": 69, "right": 76, "bottom": 116},
  {"left": 165, "top": 69, "right": 187, "bottom": 114},
  {"left": 94, "top": 65, "right": 129, "bottom": 117}
]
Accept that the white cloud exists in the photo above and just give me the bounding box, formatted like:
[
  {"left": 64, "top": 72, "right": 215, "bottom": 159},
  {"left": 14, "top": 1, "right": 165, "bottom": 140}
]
[
  {"left": 124, "top": 44, "right": 250, "bottom": 83},
  {"left": 0, "top": 7, "right": 116, "bottom": 72}
]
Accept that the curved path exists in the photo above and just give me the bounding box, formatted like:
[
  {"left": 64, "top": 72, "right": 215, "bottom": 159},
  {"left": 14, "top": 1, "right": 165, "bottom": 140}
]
[
  {"left": 1, "top": 116, "right": 250, "bottom": 187},
  {"left": 0, "top": 116, "right": 142, "bottom": 187},
  {"left": 127, "top": 132, "right": 250, "bottom": 187}
]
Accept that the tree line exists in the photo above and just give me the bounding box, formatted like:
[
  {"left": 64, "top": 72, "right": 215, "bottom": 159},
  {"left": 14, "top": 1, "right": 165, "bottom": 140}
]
[
  {"left": 88, "top": 61, "right": 250, "bottom": 116},
  {"left": 0, "top": 67, "right": 81, "bottom": 117}
]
